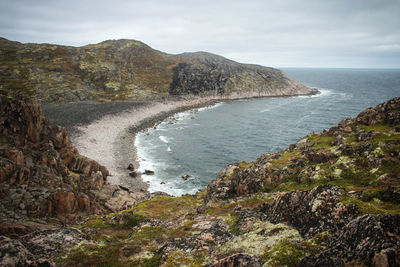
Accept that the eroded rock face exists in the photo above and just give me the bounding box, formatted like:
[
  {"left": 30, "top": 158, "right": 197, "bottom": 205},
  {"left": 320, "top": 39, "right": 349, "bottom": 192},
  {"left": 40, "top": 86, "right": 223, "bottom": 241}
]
[
  {"left": 299, "top": 214, "right": 400, "bottom": 267},
  {"left": 258, "top": 185, "right": 359, "bottom": 237},
  {"left": 0, "top": 92, "right": 110, "bottom": 222},
  {"left": 170, "top": 52, "right": 316, "bottom": 98}
]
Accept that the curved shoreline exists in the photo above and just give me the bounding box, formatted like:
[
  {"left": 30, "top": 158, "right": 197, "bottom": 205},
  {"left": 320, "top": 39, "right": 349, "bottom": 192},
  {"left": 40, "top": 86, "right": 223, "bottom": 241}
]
[
  {"left": 43, "top": 91, "right": 318, "bottom": 193},
  {"left": 66, "top": 98, "right": 220, "bottom": 192}
]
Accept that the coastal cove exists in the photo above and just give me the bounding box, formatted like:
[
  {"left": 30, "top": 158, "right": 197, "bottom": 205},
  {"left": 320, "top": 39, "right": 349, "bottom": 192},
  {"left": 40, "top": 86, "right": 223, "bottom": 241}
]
[
  {"left": 42, "top": 92, "right": 315, "bottom": 192},
  {"left": 43, "top": 68, "right": 400, "bottom": 196}
]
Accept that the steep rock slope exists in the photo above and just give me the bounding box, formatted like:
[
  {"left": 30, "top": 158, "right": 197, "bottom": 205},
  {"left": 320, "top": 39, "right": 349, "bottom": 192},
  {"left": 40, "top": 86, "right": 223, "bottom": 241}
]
[
  {"left": 51, "top": 97, "right": 400, "bottom": 266},
  {"left": 0, "top": 90, "right": 111, "bottom": 223},
  {"left": 171, "top": 52, "right": 311, "bottom": 97},
  {"left": 0, "top": 37, "right": 315, "bottom": 103}
]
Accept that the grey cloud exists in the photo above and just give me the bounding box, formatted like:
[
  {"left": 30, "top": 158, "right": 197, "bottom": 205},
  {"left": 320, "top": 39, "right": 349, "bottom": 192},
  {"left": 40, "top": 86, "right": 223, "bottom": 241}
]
[{"left": 0, "top": 0, "right": 399, "bottom": 68}]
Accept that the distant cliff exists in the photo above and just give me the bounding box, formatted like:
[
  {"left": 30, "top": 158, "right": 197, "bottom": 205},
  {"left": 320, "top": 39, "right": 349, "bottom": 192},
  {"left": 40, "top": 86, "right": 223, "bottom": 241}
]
[{"left": 0, "top": 37, "right": 315, "bottom": 103}]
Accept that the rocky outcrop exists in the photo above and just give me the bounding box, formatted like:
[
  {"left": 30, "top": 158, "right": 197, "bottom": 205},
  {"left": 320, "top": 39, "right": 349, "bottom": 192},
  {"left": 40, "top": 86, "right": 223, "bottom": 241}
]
[
  {"left": 0, "top": 228, "right": 87, "bottom": 266},
  {"left": 257, "top": 185, "right": 359, "bottom": 237},
  {"left": 171, "top": 52, "right": 315, "bottom": 98},
  {"left": 299, "top": 214, "right": 400, "bottom": 266},
  {"left": 0, "top": 37, "right": 315, "bottom": 103},
  {"left": 0, "top": 90, "right": 110, "bottom": 222}
]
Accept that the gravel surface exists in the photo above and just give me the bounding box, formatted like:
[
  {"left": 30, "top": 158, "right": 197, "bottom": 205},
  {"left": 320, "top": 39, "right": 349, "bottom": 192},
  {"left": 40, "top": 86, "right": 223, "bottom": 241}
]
[{"left": 42, "top": 101, "right": 151, "bottom": 135}]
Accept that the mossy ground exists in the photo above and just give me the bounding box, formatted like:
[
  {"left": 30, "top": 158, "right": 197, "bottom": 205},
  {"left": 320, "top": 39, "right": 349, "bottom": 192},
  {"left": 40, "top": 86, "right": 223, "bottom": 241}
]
[
  {"left": 133, "top": 194, "right": 203, "bottom": 220},
  {"left": 260, "top": 121, "right": 400, "bottom": 215}
]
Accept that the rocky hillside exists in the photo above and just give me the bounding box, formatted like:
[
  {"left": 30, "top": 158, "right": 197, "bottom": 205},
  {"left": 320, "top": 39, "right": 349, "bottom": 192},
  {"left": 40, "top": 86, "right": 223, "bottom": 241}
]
[
  {"left": 0, "top": 97, "right": 391, "bottom": 266},
  {"left": 0, "top": 90, "right": 115, "bottom": 224},
  {"left": 0, "top": 37, "right": 315, "bottom": 103},
  {"left": 0, "top": 89, "right": 154, "bottom": 230}
]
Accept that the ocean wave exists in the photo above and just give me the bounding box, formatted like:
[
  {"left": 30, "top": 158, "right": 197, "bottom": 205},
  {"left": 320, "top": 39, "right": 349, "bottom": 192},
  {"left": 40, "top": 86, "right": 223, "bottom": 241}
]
[
  {"left": 198, "top": 102, "right": 224, "bottom": 112},
  {"left": 159, "top": 135, "right": 169, "bottom": 143}
]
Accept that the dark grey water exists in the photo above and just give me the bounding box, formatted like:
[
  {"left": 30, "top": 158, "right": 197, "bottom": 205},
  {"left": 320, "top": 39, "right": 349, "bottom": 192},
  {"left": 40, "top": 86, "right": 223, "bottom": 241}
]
[{"left": 136, "top": 68, "right": 400, "bottom": 195}]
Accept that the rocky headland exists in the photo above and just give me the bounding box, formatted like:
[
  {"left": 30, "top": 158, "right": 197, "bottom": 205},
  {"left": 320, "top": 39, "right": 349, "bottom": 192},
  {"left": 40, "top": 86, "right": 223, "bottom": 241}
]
[{"left": 0, "top": 37, "right": 316, "bottom": 103}]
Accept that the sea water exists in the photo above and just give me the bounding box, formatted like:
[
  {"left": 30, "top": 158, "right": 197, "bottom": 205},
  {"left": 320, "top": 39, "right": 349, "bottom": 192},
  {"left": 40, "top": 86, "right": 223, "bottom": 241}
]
[{"left": 135, "top": 68, "right": 400, "bottom": 196}]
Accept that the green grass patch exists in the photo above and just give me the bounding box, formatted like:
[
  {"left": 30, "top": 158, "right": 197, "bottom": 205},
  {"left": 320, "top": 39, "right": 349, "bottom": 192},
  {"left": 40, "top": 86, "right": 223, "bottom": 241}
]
[
  {"left": 134, "top": 194, "right": 202, "bottom": 221},
  {"left": 341, "top": 193, "right": 400, "bottom": 215},
  {"left": 371, "top": 133, "right": 400, "bottom": 143},
  {"left": 308, "top": 133, "right": 335, "bottom": 150},
  {"left": 135, "top": 254, "right": 162, "bottom": 267},
  {"left": 262, "top": 238, "right": 322, "bottom": 266},
  {"left": 238, "top": 161, "right": 252, "bottom": 168},
  {"left": 131, "top": 226, "right": 166, "bottom": 243},
  {"left": 164, "top": 250, "right": 207, "bottom": 267},
  {"left": 268, "top": 151, "right": 303, "bottom": 172},
  {"left": 358, "top": 123, "right": 393, "bottom": 133},
  {"left": 57, "top": 243, "right": 123, "bottom": 267},
  {"left": 272, "top": 181, "right": 314, "bottom": 193}
]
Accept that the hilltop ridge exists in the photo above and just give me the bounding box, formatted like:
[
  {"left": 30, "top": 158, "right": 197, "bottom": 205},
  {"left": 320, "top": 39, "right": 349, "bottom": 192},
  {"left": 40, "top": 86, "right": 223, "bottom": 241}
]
[{"left": 0, "top": 37, "right": 316, "bottom": 103}]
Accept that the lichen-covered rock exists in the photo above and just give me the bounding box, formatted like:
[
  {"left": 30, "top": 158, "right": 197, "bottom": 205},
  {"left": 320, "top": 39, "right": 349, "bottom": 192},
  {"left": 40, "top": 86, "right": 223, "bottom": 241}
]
[
  {"left": 299, "top": 214, "right": 400, "bottom": 267},
  {"left": 207, "top": 253, "right": 263, "bottom": 267},
  {"left": 21, "top": 228, "right": 87, "bottom": 260},
  {"left": 257, "top": 185, "right": 359, "bottom": 237},
  {"left": 158, "top": 220, "right": 232, "bottom": 258},
  {"left": 0, "top": 236, "right": 33, "bottom": 266}
]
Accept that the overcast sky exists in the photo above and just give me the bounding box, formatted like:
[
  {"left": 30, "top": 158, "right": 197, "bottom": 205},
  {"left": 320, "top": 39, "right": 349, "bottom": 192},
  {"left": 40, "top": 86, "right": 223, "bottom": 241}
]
[{"left": 0, "top": 0, "right": 399, "bottom": 68}]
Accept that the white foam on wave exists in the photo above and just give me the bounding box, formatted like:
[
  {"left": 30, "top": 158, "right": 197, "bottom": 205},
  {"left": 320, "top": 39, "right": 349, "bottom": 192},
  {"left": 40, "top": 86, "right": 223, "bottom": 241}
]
[
  {"left": 296, "top": 88, "right": 332, "bottom": 99},
  {"left": 145, "top": 178, "right": 200, "bottom": 196},
  {"left": 159, "top": 135, "right": 169, "bottom": 143},
  {"left": 167, "top": 146, "right": 172, "bottom": 152},
  {"left": 136, "top": 133, "right": 200, "bottom": 196},
  {"left": 198, "top": 102, "right": 224, "bottom": 112},
  {"left": 314, "top": 88, "right": 333, "bottom": 97},
  {"left": 260, "top": 98, "right": 292, "bottom": 113}
]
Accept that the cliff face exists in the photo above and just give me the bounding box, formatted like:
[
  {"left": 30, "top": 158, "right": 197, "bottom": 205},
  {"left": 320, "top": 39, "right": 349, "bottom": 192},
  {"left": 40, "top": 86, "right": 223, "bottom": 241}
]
[
  {"left": 0, "top": 90, "right": 111, "bottom": 223},
  {"left": 44, "top": 97, "right": 397, "bottom": 266},
  {"left": 170, "top": 52, "right": 312, "bottom": 98},
  {"left": 0, "top": 37, "right": 315, "bottom": 103}
]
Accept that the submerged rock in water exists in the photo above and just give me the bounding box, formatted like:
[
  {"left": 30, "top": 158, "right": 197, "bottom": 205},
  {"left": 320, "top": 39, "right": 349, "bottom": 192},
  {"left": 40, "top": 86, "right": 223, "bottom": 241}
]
[
  {"left": 144, "top": 169, "right": 155, "bottom": 175},
  {"left": 182, "top": 174, "right": 191, "bottom": 180}
]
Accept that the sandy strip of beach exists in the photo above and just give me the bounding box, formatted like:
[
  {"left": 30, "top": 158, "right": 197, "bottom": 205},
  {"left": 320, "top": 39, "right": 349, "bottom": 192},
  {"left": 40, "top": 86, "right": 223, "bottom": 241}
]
[{"left": 68, "top": 98, "right": 218, "bottom": 192}]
